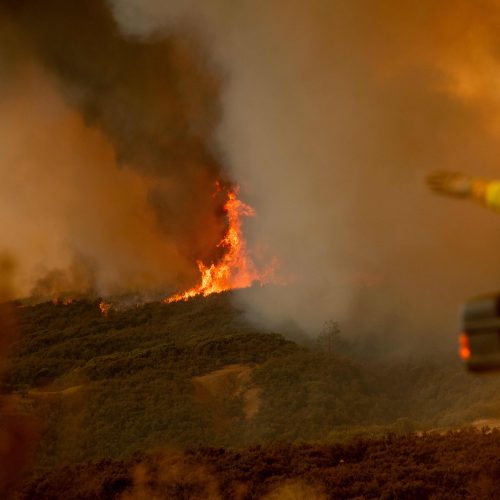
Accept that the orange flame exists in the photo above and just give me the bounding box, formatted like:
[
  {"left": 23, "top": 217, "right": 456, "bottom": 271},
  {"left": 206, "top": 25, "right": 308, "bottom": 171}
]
[
  {"left": 99, "top": 301, "right": 112, "bottom": 316},
  {"left": 52, "top": 297, "right": 74, "bottom": 306},
  {"left": 166, "top": 186, "right": 274, "bottom": 303}
]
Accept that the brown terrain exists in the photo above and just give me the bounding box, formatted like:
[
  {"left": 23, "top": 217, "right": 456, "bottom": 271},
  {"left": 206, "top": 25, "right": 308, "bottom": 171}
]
[{"left": 17, "top": 429, "right": 500, "bottom": 500}]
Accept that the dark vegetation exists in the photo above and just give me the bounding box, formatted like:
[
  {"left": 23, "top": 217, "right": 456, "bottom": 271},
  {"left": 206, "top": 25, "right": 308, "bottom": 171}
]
[
  {"left": 6, "top": 290, "right": 500, "bottom": 494},
  {"left": 19, "top": 430, "right": 500, "bottom": 499}
]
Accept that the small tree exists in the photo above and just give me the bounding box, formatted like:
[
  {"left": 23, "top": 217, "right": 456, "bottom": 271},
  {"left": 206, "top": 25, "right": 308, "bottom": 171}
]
[{"left": 316, "top": 320, "right": 341, "bottom": 355}]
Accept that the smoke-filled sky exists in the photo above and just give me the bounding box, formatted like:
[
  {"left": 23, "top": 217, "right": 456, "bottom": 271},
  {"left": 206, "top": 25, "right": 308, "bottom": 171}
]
[
  {"left": 3, "top": 0, "right": 500, "bottom": 350},
  {"left": 0, "top": 0, "right": 228, "bottom": 297}
]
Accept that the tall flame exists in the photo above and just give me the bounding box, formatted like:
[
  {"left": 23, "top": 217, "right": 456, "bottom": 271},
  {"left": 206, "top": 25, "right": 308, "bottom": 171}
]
[{"left": 166, "top": 186, "right": 273, "bottom": 303}]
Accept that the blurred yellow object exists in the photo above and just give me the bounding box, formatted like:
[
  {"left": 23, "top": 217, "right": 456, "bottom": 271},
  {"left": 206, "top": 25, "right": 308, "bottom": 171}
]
[
  {"left": 426, "top": 171, "right": 472, "bottom": 198},
  {"left": 427, "top": 170, "right": 500, "bottom": 211},
  {"left": 485, "top": 181, "right": 500, "bottom": 210}
]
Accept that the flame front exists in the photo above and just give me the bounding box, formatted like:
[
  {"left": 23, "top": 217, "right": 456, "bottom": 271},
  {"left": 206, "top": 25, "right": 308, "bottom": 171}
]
[{"left": 166, "top": 186, "right": 273, "bottom": 303}]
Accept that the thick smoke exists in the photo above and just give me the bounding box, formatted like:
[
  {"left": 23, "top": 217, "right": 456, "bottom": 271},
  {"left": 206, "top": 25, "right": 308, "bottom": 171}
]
[
  {"left": 4, "top": 0, "right": 500, "bottom": 351},
  {"left": 0, "top": 0, "right": 228, "bottom": 298},
  {"left": 109, "top": 0, "right": 500, "bottom": 351}
]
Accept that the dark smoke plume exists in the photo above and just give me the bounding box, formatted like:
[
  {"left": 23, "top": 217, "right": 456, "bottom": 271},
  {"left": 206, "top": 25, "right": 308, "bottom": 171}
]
[{"left": 0, "top": 0, "right": 228, "bottom": 297}]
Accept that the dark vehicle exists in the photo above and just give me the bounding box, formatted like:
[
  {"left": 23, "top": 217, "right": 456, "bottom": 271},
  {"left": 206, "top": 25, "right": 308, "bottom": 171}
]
[{"left": 461, "top": 293, "right": 500, "bottom": 371}]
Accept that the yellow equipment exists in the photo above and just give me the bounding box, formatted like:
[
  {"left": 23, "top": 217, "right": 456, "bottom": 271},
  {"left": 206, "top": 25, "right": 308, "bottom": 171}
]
[
  {"left": 427, "top": 171, "right": 500, "bottom": 370},
  {"left": 427, "top": 171, "right": 500, "bottom": 210}
]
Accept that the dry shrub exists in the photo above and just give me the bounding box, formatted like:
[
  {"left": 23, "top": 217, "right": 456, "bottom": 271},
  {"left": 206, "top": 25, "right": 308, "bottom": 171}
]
[
  {"left": 122, "top": 452, "right": 221, "bottom": 500},
  {"left": 262, "top": 479, "right": 326, "bottom": 500}
]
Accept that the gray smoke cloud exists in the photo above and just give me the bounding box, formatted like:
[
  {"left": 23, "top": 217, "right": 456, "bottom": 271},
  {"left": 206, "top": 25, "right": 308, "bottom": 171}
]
[{"left": 108, "top": 0, "right": 500, "bottom": 351}]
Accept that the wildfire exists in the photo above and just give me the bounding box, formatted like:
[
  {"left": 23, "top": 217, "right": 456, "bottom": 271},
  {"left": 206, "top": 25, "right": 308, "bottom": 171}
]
[
  {"left": 165, "top": 186, "right": 274, "bottom": 303},
  {"left": 99, "top": 301, "right": 112, "bottom": 317},
  {"left": 52, "top": 297, "right": 74, "bottom": 306}
]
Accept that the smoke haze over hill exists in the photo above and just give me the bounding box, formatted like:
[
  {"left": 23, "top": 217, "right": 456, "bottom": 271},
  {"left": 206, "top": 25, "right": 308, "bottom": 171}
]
[
  {"left": 109, "top": 0, "right": 500, "bottom": 350},
  {"left": 3, "top": 1, "right": 500, "bottom": 348}
]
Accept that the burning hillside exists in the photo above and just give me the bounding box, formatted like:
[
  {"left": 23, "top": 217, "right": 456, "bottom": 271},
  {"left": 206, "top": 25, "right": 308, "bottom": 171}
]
[
  {"left": 166, "top": 185, "right": 275, "bottom": 303},
  {"left": 9, "top": 1, "right": 500, "bottom": 498},
  {"left": 4, "top": 0, "right": 500, "bottom": 343}
]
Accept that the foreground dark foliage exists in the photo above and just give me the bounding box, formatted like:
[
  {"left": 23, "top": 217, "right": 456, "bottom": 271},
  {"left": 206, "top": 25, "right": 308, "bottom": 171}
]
[{"left": 18, "top": 429, "right": 500, "bottom": 499}]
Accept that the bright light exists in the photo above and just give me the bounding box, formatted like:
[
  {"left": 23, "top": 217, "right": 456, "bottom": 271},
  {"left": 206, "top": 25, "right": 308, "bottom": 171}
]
[{"left": 459, "top": 333, "right": 471, "bottom": 360}]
